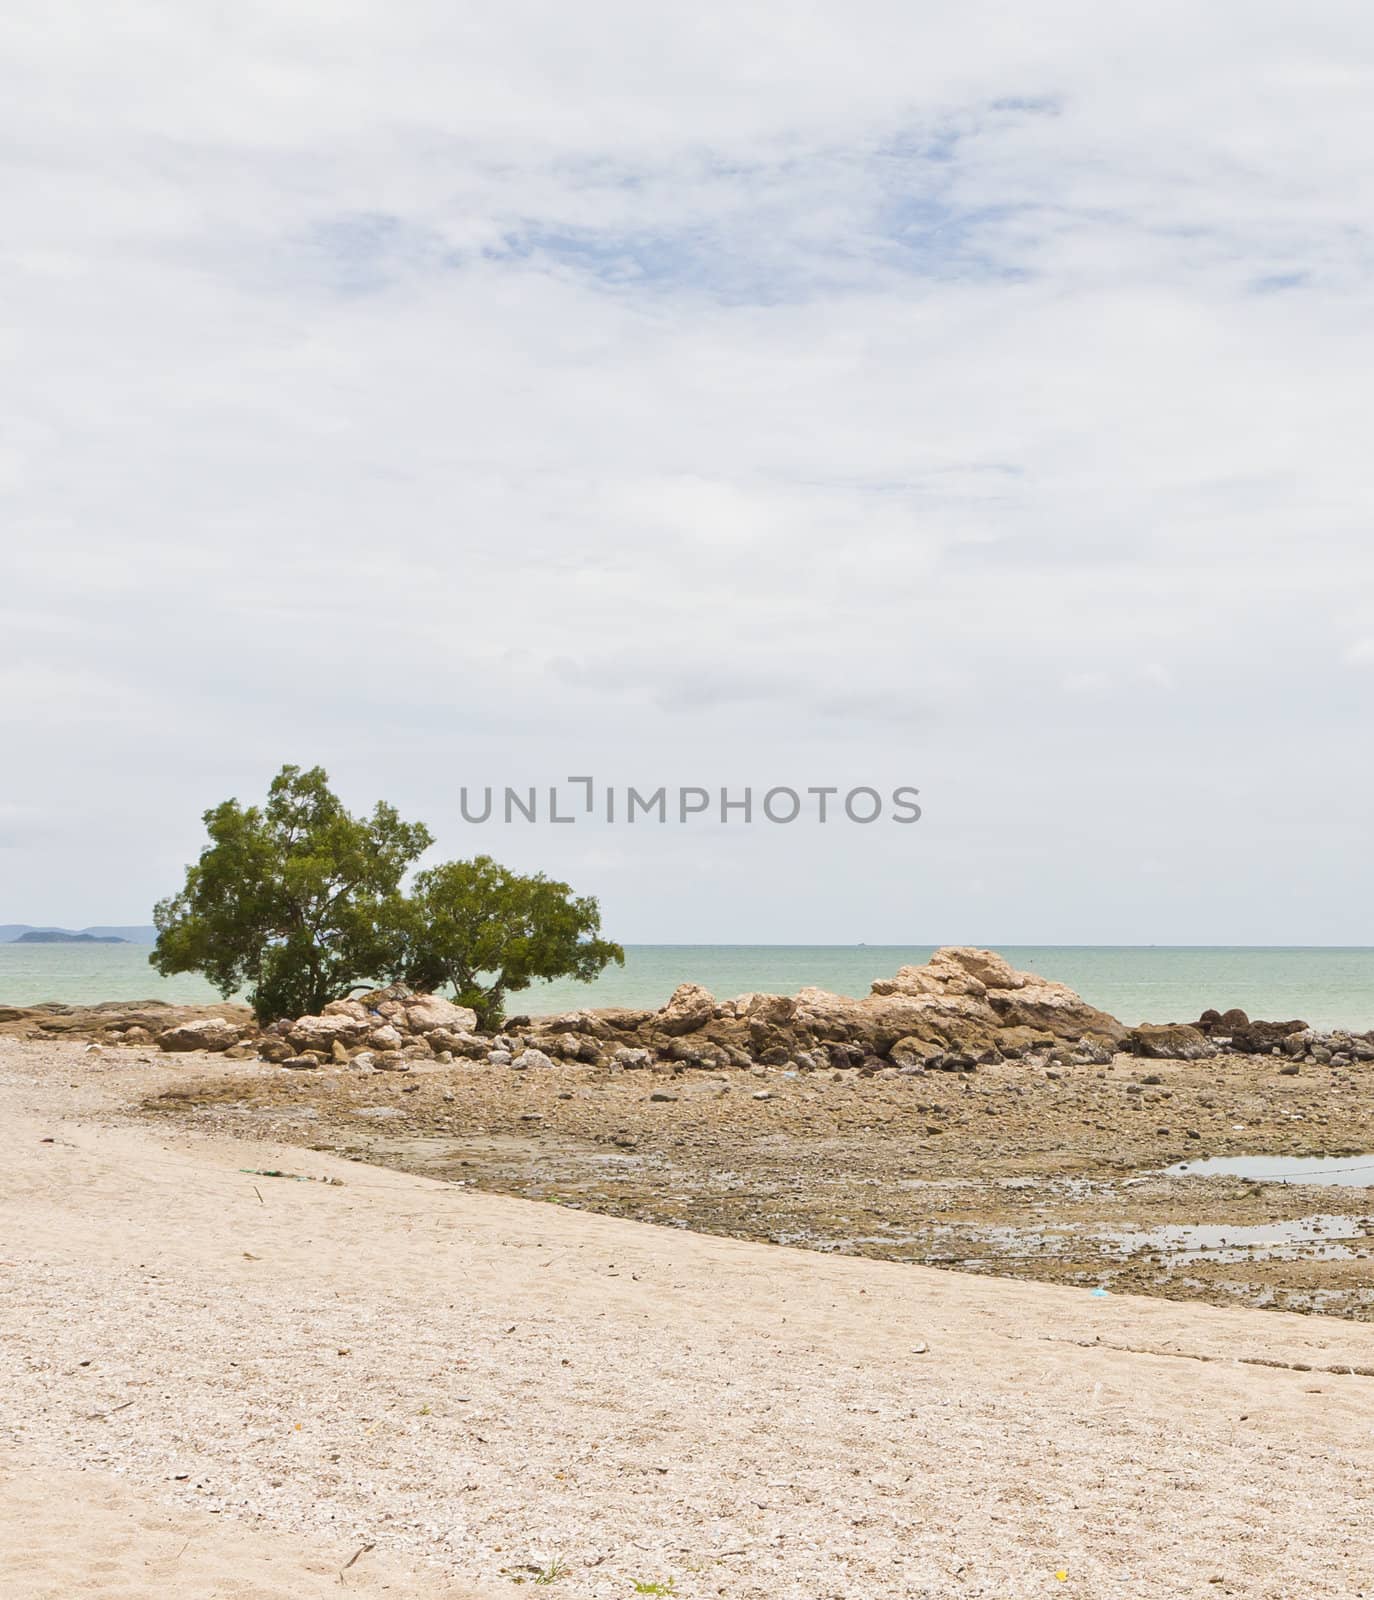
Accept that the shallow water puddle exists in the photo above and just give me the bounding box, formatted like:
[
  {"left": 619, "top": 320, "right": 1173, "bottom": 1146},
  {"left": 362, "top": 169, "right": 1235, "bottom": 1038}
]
[
  {"left": 1163, "top": 1152, "right": 1374, "bottom": 1186},
  {"left": 1106, "top": 1215, "right": 1373, "bottom": 1263}
]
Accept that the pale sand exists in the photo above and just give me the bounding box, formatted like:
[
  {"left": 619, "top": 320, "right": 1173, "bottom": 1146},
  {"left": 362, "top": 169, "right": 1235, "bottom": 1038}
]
[
  {"left": 0, "top": 1456, "right": 483, "bottom": 1599},
  {"left": 2, "top": 1038, "right": 1374, "bottom": 1598}
]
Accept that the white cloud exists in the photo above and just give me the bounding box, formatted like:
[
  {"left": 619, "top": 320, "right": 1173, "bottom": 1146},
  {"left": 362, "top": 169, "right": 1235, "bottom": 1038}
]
[{"left": 2, "top": 2, "right": 1374, "bottom": 937}]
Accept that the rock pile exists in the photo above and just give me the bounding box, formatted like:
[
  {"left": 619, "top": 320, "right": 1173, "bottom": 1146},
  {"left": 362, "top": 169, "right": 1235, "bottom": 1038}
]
[
  {"left": 253, "top": 985, "right": 480, "bottom": 1071},
  {"left": 1190, "top": 1008, "right": 1313, "bottom": 1055},
  {"left": 1, "top": 950, "right": 1130, "bottom": 1075},
  {"left": 1275, "top": 1026, "right": 1374, "bottom": 1066},
  {"left": 1126, "top": 1008, "right": 1374, "bottom": 1068},
  {"left": 496, "top": 947, "right": 1125, "bottom": 1077}
]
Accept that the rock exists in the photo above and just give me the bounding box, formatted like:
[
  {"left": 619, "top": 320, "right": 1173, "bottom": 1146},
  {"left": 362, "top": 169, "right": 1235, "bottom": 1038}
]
[
  {"left": 122, "top": 1026, "right": 153, "bottom": 1045},
  {"left": 1125, "top": 1024, "right": 1218, "bottom": 1061},
  {"left": 487, "top": 1049, "right": 513, "bottom": 1066},
  {"left": 353, "top": 983, "right": 414, "bottom": 1009},
  {"left": 611, "top": 1045, "right": 653, "bottom": 1069},
  {"left": 743, "top": 993, "right": 799, "bottom": 1026},
  {"left": 540, "top": 1031, "right": 597, "bottom": 1062},
  {"left": 368, "top": 1024, "right": 404, "bottom": 1050},
  {"left": 288, "top": 1014, "right": 370, "bottom": 1053},
  {"left": 1072, "top": 1039, "right": 1114, "bottom": 1066},
  {"left": 511, "top": 1048, "right": 557, "bottom": 1071},
  {"left": 655, "top": 983, "right": 716, "bottom": 1036},
  {"left": 373, "top": 1052, "right": 410, "bottom": 1071},
  {"left": 930, "top": 947, "right": 1028, "bottom": 991},
  {"left": 223, "top": 1042, "right": 258, "bottom": 1060},
  {"left": 404, "top": 995, "right": 479, "bottom": 1034},
  {"left": 157, "top": 1017, "right": 245, "bottom": 1053},
  {"left": 331, "top": 1039, "right": 351, "bottom": 1065},
  {"left": 536, "top": 1009, "right": 609, "bottom": 1037},
  {"left": 889, "top": 1036, "right": 945, "bottom": 1069},
  {"left": 597, "top": 1008, "right": 655, "bottom": 1031},
  {"left": 322, "top": 999, "right": 368, "bottom": 1020},
  {"left": 280, "top": 1054, "right": 321, "bottom": 1070}
]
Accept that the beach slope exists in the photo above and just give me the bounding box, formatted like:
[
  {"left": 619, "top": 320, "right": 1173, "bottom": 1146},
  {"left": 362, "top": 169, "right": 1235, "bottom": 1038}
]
[{"left": 2, "top": 1040, "right": 1373, "bottom": 1598}]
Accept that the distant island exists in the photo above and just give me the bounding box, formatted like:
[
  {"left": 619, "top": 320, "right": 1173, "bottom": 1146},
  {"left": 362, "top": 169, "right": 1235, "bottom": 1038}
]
[{"left": 1, "top": 923, "right": 157, "bottom": 945}]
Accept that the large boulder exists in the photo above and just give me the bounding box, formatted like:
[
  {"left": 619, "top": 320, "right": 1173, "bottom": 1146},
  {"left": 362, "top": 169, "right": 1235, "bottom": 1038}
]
[
  {"left": 932, "top": 947, "right": 1028, "bottom": 991},
  {"left": 1125, "top": 1023, "right": 1218, "bottom": 1061},
  {"left": 404, "top": 995, "right": 479, "bottom": 1034},
  {"left": 983, "top": 975, "right": 1125, "bottom": 1044},
  {"left": 322, "top": 998, "right": 369, "bottom": 1020},
  {"left": 654, "top": 983, "right": 716, "bottom": 1036},
  {"left": 157, "top": 1017, "right": 246, "bottom": 1053},
  {"left": 287, "top": 1013, "right": 371, "bottom": 1053}
]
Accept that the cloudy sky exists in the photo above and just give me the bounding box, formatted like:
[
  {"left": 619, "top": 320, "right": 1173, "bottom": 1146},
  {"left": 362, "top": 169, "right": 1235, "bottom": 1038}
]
[{"left": 4, "top": 3, "right": 1373, "bottom": 942}]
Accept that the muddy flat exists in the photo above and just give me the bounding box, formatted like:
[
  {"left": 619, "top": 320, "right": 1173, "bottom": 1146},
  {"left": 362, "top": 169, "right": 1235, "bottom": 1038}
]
[{"left": 136, "top": 1039, "right": 1374, "bottom": 1319}]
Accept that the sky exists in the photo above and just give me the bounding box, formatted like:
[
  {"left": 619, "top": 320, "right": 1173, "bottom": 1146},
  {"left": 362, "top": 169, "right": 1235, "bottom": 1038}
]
[{"left": 3, "top": 3, "right": 1373, "bottom": 943}]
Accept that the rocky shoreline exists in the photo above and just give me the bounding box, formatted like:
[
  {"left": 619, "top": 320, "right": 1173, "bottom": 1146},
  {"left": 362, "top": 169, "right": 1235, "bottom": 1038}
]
[{"left": 5, "top": 944, "right": 1372, "bottom": 1076}]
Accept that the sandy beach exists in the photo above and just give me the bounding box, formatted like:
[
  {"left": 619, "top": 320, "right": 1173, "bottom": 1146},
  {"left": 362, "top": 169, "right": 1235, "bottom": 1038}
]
[{"left": 3, "top": 1035, "right": 1374, "bottom": 1600}]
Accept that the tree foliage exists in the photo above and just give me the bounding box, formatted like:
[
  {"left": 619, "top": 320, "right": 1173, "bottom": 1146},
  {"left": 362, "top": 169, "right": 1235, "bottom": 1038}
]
[
  {"left": 151, "top": 765, "right": 432, "bottom": 1021},
  {"left": 393, "top": 854, "right": 624, "bottom": 1029},
  {"left": 151, "top": 768, "right": 623, "bottom": 1028}
]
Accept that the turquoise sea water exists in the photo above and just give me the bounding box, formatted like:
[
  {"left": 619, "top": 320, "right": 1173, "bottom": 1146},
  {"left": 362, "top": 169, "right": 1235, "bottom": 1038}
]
[{"left": 2, "top": 943, "right": 1373, "bottom": 1029}]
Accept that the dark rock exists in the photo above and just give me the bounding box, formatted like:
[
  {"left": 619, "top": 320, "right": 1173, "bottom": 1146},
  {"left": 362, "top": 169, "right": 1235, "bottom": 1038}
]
[{"left": 1125, "top": 1024, "right": 1217, "bottom": 1061}]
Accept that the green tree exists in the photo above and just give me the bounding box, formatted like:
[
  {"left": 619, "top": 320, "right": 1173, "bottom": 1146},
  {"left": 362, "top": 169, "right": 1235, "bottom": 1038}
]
[
  {"left": 151, "top": 764, "right": 432, "bottom": 1021},
  {"left": 394, "top": 855, "right": 623, "bottom": 1030}
]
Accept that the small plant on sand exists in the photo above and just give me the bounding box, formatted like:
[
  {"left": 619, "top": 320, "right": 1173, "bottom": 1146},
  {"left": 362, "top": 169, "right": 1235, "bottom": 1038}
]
[
  {"left": 531, "top": 1558, "right": 570, "bottom": 1584},
  {"left": 632, "top": 1582, "right": 676, "bottom": 1596}
]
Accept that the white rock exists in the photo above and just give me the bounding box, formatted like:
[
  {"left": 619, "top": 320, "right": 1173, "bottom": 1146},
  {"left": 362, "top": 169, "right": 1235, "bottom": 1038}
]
[
  {"left": 405, "top": 995, "right": 479, "bottom": 1034},
  {"left": 322, "top": 998, "right": 368, "bottom": 1020}
]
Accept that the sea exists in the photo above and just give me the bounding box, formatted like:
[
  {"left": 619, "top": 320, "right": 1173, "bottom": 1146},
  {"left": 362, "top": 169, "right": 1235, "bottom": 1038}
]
[{"left": 2, "top": 943, "right": 1373, "bottom": 1029}]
